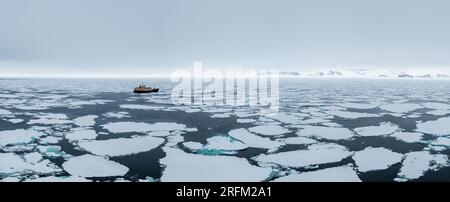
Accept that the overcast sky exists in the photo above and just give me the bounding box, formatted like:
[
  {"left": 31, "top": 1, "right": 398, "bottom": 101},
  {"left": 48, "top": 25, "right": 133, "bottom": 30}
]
[{"left": 1, "top": 0, "right": 450, "bottom": 76}]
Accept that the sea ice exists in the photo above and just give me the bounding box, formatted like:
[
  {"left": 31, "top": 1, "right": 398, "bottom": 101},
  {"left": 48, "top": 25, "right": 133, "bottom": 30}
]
[
  {"left": 390, "top": 132, "right": 424, "bottom": 143},
  {"left": 353, "top": 147, "right": 403, "bottom": 172},
  {"left": 65, "top": 129, "right": 98, "bottom": 142},
  {"left": 416, "top": 117, "right": 450, "bottom": 136},
  {"left": 160, "top": 147, "right": 272, "bottom": 182},
  {"left": 248, "top": 125, "right": 290, "bottom": 136},
  {"left": 273, "top": 165, "right": 361, "bottom": 182},
  {"left": 0, "top": 129, "right": 41, "bottom": 146},
  {"left": 73, "top": 115, "right": 97, "bottom": 127},
  {"left": 339, "top": 103, "right": 379, "bottom": 110},
  {"left": 396, "top": 151, "right": 448, "bottom": 181},
  {"left": 228, "top": 128, "right": 283, "bottom": 150},
  {"left": 78, "top": 135, "right": 164, "bottom": 157},
  {"left": 422, "top": 102, "right": 450, "bottom": 110},
  {"left": 354, "top": 123, "right": 399, "bottom": 137},
  {"left": 426, "top": 110, "right": 450, "bottom": 116},
  {"left": 62, "top": 154, "right": 129, "bottom": 177},
  {"left": 103, "top": 122, "right": 190, "bottom": 133},
  {"left": 120, "top": 104, "right": 163, "bottom": 110},
  {"left": 281, "top": 137, "right": 317, "bottom": 145},
  {"left": 204, "top": 136, "right": 248, "bottom": 151},
  {"left": 380, "top": 103, "right": 423, "bottom": 113},
  {"left": 254, "top": 143, "right": 352, "bottom": 168},
  {"left": 326, "top": 110, "right": 381, "bottom": 119},
  {"left": 296, "top": 126, "right": 354, "bottom": 140}
]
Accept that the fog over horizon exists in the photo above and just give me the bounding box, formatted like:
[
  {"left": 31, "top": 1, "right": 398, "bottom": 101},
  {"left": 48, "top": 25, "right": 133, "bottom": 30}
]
[{"left": 1, "top": 0, "right": 450, "bottom": 76}]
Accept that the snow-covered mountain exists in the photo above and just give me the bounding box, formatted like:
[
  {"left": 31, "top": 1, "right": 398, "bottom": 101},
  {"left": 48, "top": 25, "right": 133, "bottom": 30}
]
[{"left": 275, "top": 69, "right": 450, "bottom": 79}]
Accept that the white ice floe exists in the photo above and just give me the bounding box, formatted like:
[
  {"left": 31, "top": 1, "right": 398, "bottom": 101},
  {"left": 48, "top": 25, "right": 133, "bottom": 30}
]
[
  {"left": 78, "top": 135, "right": 164, "bottom": 157},
  {"left": 28, "top": 113, "right": 73, "bottom": 125},
  {"left": 73, "top": 115, "right": 97, "bottom": 127},
  {"left": 396, "top": 151, "right": 448, "bottom": 181},
  {"left": 273, "top": 165, "right": 361, "bottom": 182},
  {"left": 24, "top": 152, "right": 43, "bottom": 164},
  {"left": 65, "top": 129, "right": 98, "bottom": 142},
  {"left": 62, "top": 154, "right": 129, "bottom": 177},
  {"left": 339, "top": 103, "right": 379, "bottom": 110},
  {"left": 354, "top": 122, "right": 399, "bottom": 137},
  {"left": 204, "top": 136, "right": 248, "bottom": 151},
  {"left": 390, "top": 132, "right": 424, "bottom": 143},
  {"left": 266, "top": 113, "right": 302, "bottom": 124},
  {"left": 103, "top": 122, "right": 191, "bottom": 133},
  {"left": 281, "top": 137, "right": 318, "bottom": 145},
  {"left": 431, "top": 137, "right": 450, "bottom": 147},
  {"left": 326, "top": 110, "right": 381, "bottom": 119},
  {"left": 183, "top": 141, "right": 204, "bottom": 150},
  {"left": 0, "top": 153, "right": 60, "bottom": 175},
  {"left": 147, "top": 131, "right": 171, "bottom": 137},
  {"left": 254, "top": 143, "right": 352, "bottom": 168},
  {"left": 415, "top": 117, "right": 450, "bottom": 136},
  {"left": 426, "top": 110, "right": 450, "bottom": 116},
  {"left": 160, "top": 147, "right": 272, "bottom": 182},
  {"left": 39, "top": 136, "right": 61, "bottom": 144},
  {"left": 353, "top": 147, "right": 403, "bottom": 172},
  {"left": 211, "top": 113, "right": 231, "bottom": 118},
  {"left": 0, "top": 129, "right": 41, "bottom": 146},
  {"left": 25, "top": 176, "right": 91, "bottom": 182},
  {"left": 248, "top": 125, "right": 290, "bottom": 136},
  {"left": 296, "top": 126, "right": 354, "bottom": 140},
  {"left": 228, "top": 128, "right": 283, "bottom": 150},
  {"left": 120, "top": 104, "right": 163, "bottom": 110},
  {"left": 0, "top": 108, "right": 12, "bottom": 115},
  {"left": 236, "top": 119, "right": 256, "bottom": 123},
  {"left": 380, "top": 103, "right": 423, "bottom": 113},
  {"left": 103, "top": 112, "right": 130, "bottom": 119},
  {"left": 5, "top": 118, "right": 24, "bottom": 124},
  {"left": 421, "top": 102, "right": 450, "bottom": 110}
]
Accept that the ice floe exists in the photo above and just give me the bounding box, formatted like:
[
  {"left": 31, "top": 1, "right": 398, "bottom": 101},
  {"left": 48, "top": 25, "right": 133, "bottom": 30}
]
[
  {"left": 273, "top": 165, "right": 361, "bottom": 182},
  {"left": 339, "top": 103, "right": 379, "bottom": 110},
  {"left": 353, "top": 147, "right": 403, "bottom": 172},
  {"left": 254, "top": 143, "right": 352, "bottom": 168},
  {"left": 62, "top": 154, "right": 129, "bottom": 177},
  {"left": 0, "top": 129, "right": 41, "bottom": 146},
  {"left": 103, "top": 122, "right": 192, "bottom": 133},
  {"left": 326, "top": 110, "right": 381, "bottom": 119},
  {"left": 28, "top": 113, "right": 73, "bottom": 125},
  {"left": 390, "top": 132, "right": 424, "bottom": 143},
  {"left": 354, "top": 123, "right": 399, "bottom": 137},
  {"left": 422, "top": 102, "right": 450, "bottom": 110},
  {"left": 74, "top": 115, "right": 97, "bottom": 127},
  {"left": 236, "top": 118, "right": 256, "bottom": 123},
  {"left": 416, "top": 117, "right": 450, "bottom": 136},
  {"left": 396, "top": 151, "right": 448, "bottom": 181},
  {"left": 228, "top": 128, "right": 283, "bottom": 150},
  {"left": 78, "top": 135, "right": 164, "bottom": 157},
  {"left": 0, "top": 108, "right": 12, "bottom": 115},
  {"left": 426, "top": 110, "right": 450, "bottom": 116},
  {"left": 160, "top": 147, "right": 272, "bottom": 182},
  {"left": 296, "top": 126, "right": 354, "bottom": 140},
  {"left": 204, "top": 136, "right": 248, "bottom": 151},
  {"left": 280, "top": 137, "right": 318, "bottom": 145},
  {"left": 120, "top": 104, "right": 163, "bottom": 110},
  {"left": 380, "top": 103, "right": 423, "bottom": 113},
  {"left": 103, "top": 111, "right": 130, "bottom": 119},
  {"left": 248, "top": 125, "right": 290, "bottom": 136},
  {"left": 0, "top": 153, "right": 61, "bottom": 175},
  {"left": 25, "top": 176, "right": 91, "bottom": 182},
  {"left": 65, "top": 129, "right": 98, "bottom": 142}
]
